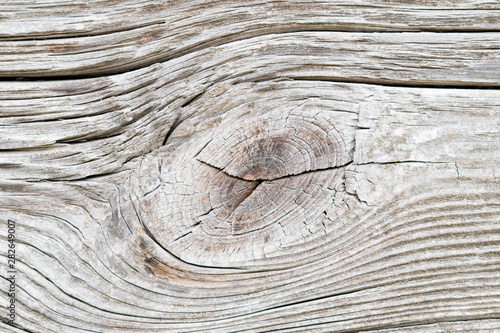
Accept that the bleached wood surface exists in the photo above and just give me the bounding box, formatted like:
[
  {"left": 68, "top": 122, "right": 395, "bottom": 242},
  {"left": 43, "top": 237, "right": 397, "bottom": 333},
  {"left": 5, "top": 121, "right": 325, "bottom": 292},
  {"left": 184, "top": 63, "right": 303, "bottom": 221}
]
[{"left": 1, "top": 1, "right": 500, "bottom": 332}]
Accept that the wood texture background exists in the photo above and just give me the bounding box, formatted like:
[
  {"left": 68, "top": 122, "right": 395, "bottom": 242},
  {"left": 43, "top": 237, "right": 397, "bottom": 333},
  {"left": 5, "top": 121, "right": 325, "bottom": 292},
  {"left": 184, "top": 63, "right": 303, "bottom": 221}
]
[{"left": 1, "top": 1, "right": 500, "bottom": 332}]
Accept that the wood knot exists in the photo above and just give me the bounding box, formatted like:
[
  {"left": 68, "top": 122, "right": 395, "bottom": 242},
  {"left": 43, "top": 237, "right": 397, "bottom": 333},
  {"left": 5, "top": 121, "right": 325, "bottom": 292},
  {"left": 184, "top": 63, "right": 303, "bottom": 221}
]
[{"left": 139, "top": 86, "right": 358, "bottom": 266}]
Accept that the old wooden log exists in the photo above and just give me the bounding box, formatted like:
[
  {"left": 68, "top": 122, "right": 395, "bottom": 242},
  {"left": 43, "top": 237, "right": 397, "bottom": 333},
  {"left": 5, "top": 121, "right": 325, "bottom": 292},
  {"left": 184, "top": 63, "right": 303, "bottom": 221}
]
[{"left": 1, "top": 1, "right": 499, "bottom": 332}]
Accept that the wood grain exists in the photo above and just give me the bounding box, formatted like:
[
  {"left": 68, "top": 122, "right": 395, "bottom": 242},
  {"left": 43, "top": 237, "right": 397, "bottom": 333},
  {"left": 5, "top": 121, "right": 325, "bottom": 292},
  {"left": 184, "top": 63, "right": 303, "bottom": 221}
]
[{"left": 1, "top": 1, "right": 499, "bottom": 332}]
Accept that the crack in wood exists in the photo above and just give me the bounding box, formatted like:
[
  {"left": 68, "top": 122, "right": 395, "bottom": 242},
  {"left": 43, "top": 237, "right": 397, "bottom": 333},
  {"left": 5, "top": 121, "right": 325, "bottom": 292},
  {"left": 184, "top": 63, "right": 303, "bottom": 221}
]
[
  {"left": 162, "top": 115, "right": 183, "bottom": 146},
  {"left": 198, "top": 158, "right": 352, "bottom": 182}
]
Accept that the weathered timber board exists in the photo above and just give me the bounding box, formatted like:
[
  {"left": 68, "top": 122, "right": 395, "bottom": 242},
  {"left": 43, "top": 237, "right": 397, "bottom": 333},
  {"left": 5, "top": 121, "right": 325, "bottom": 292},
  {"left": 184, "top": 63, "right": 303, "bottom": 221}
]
[
  {"left": 1, "top": 0, "right": 500, "bottom": 77},
  {"left": 0, "top": 1, "right": 499, "bottom": 332}
]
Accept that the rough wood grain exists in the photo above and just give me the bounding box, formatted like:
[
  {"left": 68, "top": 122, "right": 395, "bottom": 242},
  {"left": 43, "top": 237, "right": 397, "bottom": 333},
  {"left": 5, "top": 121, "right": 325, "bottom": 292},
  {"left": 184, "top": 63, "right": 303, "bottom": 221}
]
[
  {"left": 1, "top": 0, "right": 500, "bottom": 77},
  {"left": 1, "top": 1, "right": 500, "bottom": 332}
]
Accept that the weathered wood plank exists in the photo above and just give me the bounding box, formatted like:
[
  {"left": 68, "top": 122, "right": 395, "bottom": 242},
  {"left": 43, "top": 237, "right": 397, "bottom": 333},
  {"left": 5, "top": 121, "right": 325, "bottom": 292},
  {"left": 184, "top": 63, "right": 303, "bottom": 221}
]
[
  {"left": 1, "top": 80, "right": 499, "bottom": 331},
  {"left": 1, "top": 1, "right": 500, "bottom": 332},
  {"left": 1, "top": 3, "right": 500, "bottom": 77},
  {"left": 2, "top": 0, "right": 499, "bottom": 41}
]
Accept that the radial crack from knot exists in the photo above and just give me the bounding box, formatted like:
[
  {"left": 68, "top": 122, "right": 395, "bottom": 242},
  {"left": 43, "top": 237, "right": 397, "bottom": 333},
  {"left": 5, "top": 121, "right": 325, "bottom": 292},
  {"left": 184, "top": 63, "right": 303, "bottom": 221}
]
[{"left": 198, "top": 158, "right": 353, "bottom": 182}]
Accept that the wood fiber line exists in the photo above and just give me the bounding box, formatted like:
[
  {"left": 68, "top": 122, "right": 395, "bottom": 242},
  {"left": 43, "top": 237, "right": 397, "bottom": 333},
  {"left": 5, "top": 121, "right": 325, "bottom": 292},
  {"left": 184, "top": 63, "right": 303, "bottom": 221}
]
[{"left": 1, "top": 1, "right": 500, "bottom": 332}]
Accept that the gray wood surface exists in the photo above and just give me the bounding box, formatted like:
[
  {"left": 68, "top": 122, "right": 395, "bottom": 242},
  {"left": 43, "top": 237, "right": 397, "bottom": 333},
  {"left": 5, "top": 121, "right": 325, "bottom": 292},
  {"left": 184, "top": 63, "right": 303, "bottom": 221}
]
[{"left": 1, "top": 1, "right": 499, "bottom": 332}]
